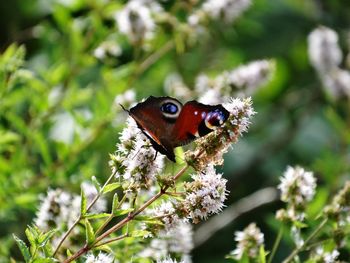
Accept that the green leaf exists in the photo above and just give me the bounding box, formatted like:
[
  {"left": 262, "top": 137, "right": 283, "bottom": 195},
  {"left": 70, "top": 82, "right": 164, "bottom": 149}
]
[
  {"left": 95, "top": 245, "right": 114, "bottom": 254},
  {"left": 1, "top": 44, "right": 25, "bottom": 73},
  {"left": 85, "top": 219, "right": 95, "bottom": 245},
  {"left": 13, "top": 234, "right": 31, "bottom": 262},
  {"left": 114, "top": 208, "right": 134, "bottom": 217},
  {"left": 32, "top": 133, "right": 53, "bottom": 167},
  {"left": 130, "top": 230, "right": 151, "bottom": 238},
  {"left": 102, "top": 182, "right": 121, "bottom": 194},
  {"left": 259, "top": 246, "right": 267, "bottom": 263},
  {"left": 38, "top": 229, "right": 57, "bottom": 247},
  {"left": 25, "top": 225, "right": 39, "bottom": 256},
  {"left": 0, "top": 130, "right": 20, "bottom": 145},
  {"left": 133, "top": 216, "right": 162, "bottom": 225},
  {"left": 91, "top": 176, "right": 101, "bottom": 193},
  {"left": 25, "top": 227, "right": 36, "bottom": 248},
  {"left": 111, "top": 193, "right": 119, "bottom": 214},
  {"left": 294, "top": 221, "right": 308, "bottom": 229},
  {"left": 84, "top": 213, "right": 111, "bottom": 220},
  {"left": 32, "top": 258, "right": 57, "bottom": 263},
  {"left": 80, "top": 188, "right": 87, "bottom": 216},
  {"left": 66, "top": 249, "right": 72, "bottom": 257}
]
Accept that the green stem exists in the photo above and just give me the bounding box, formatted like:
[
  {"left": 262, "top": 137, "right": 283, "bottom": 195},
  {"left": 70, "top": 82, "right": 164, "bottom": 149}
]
[
  {"left": 63, "top": 164, "right": 189, "bottom": 263},
  {"left": 95, "top": 194, "right": 127, "bottom": 236},
  {"left": 95, "top": 233, "right": 128, "bottom": 248},
  {"left": 282, "top": 219, "right": 328, "bottom": 263},
  {"left": 267, "top": 227, "right": 283, "bottom": 263},
  {"left": 53, "top": 169, "right": 117, "bottom": 256}
]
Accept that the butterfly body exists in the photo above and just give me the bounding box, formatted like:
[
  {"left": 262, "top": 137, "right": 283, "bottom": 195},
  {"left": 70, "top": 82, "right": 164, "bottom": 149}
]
[{"left": 128, "top": 96, "right": 229, "bottom": 162}]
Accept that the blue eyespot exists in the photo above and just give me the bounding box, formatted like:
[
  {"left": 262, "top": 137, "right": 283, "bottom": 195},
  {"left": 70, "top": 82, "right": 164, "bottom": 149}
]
[
  {"left": 161, "top": 102, "right": 178, "bottom": 114},
  {"left": 205, "top": 109, "right": 229, "bottom": 128}
]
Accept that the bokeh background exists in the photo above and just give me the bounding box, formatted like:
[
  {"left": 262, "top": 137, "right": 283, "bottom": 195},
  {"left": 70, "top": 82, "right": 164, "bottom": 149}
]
[{"left": 1, "top": 0, "right": 350, "bottom": 262}]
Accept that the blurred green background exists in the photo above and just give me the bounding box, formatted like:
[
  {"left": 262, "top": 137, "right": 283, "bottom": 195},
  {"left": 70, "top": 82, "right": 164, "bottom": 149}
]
[{"left": 1, "top": 0, "right": 350, "bottom": 262}]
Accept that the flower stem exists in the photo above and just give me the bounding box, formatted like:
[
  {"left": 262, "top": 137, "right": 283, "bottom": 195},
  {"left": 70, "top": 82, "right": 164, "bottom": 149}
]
[
  {"left": 95, "top": 233, "right": 128, "bottom": 247},
  {"left": 95, "top": 194, "right": 127, "bottom": 236},
  {"left": 63, "top": 164, "right": 189, "bottom": 263},
  {"left": 267, "top": 227, "right": 283, "bottom": 263},
  {"left": 282, "top": 218, "right": 328, "bottom": 263},
  {"left": 53, "top": 170, "right": 117, "bottom": 256}
]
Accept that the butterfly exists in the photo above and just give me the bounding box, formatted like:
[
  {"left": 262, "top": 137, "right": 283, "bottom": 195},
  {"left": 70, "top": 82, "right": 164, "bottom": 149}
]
[{"left": 125, "top": 96, "right": 229, "bottom": 162}]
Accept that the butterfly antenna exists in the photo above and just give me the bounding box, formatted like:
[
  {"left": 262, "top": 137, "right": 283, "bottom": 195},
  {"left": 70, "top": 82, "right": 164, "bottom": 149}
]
[
  {"left": 131, "top": 147, "right": 142, "bottom": 160},
  {"left": 119, "top": 103, "right": 130, "bottom": 113}
]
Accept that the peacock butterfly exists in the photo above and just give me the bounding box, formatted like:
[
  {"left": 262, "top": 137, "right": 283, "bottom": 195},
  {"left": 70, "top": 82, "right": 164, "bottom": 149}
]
[{"left": 125, "top": 96, "right": 229, "bottom": 162}]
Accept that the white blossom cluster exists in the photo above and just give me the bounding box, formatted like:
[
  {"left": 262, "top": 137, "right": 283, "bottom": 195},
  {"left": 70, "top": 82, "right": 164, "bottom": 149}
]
[
  {"left": 312, "top": 246, "right": 340, "bottom": 263},
  {"left": 35, "top": 184, "right": 107, "bottom": 250},
  {"left": 188, "top": 0, "right": 251, "bottom": 26},
  {"left": 93, "top": 40, "right": 122, "bottom": 59},
  {"left": 114, "top": 89, "right": 136, "bottom": 109},
  {"left": 276, "top": 166, "right": 316, "bottom": 247},
  {"left": 186, "top": 97, "right": 255, "bottom": 168},
  {"left": 81, "top": 181, "right": 107, "bottom": 213},
  {"left": 35, "top": 183, "right": 106, "bottom": 233},
  {"left": 163, "top": 73, "right": 192, "bottom": 101},
  {"left": 152, "top": 201, "right": 181, "bottom": 230},
  {"left": 230, "top": 223, "right": 265, "bottom": 260},
  {"left": 115, "top": 0, "right": 162, "bottom": 45},
  {"left": 278, "top": 166, "right": 316, "bottom": 206},
  {"left": 85, "top": 252, "right": 115, "bottom": 263},
  {"left": 139, "top": 220, "right": 193, "bottom": 262},
  {"left": 325, "top": 181, "right": 350, "bottom": 227},
  {"left": 110, "top": 117, "right": 164, "bottom": 189},
  {"left": 308, "top": 26, "right": 342, "bottom": 73},
  {"left": 183, "top": 165, "right": 228, "bottom": 223},
  {"left": 35, "top": 188, "right": 80, "bottom": 232},
  {"left": 224, "top": 97, "right": 255, "bottom": 136},
  {"left": 202, "top": 0, "right": 251, "bottom": 23},
  {"left": 225, "top": 60, "right": 274, "bottom": 96},
  {"left": 308, "top": 26, "right": 350, "bottom": 99},
  {"left": 196, "top": 60, "right": 274, "bottom": 105},
  {"left": 157, "top": 258, "right": 185, "bottom": 263}
]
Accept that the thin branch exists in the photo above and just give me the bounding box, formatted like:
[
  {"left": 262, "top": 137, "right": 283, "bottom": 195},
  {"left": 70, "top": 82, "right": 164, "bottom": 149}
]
[
  {"left": 282, "top": 218, "right": 328, "bottom": 263},
  {"left": 95, "top": 194, "right": 127, "bottom": 236},
  {"left": 194, "top": 187, "right": 279, "bottom": 247},
  {"left": 137, "top": 40, "right": 174, "bottom": 75},
  {"left": 53, "top": 169, "right": 117, "bottom": 256},
  {"left": 268, "top": 227, "right": 284, "bottom": 263},
  {"left": 95, "top": 233, "right": 128, "bottom": 248},
  {"left": 63, "top": 164, "right": 189, "bottom": 263}
]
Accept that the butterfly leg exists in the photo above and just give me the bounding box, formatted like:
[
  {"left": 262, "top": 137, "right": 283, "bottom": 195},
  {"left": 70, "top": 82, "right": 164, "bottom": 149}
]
[{"left": 153, "top": 151, "right": 158, "bottom": 161}]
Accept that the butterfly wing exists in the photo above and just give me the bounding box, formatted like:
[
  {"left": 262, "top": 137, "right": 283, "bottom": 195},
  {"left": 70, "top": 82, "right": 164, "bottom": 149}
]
[
  {"left": 129, "top": 96, "right": 183, "bottom": 162},
  {"left": 171, "top": 101, "right": 230, "bottom": 147}
]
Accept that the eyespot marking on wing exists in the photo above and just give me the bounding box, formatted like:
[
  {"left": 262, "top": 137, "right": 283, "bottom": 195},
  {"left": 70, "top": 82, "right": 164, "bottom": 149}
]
[{"left": 160, "top": 99, "right": 182, "bottom": 119}]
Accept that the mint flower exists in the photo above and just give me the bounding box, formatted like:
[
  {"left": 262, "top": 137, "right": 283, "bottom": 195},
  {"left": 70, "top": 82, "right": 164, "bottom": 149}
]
[{"left": 230, "top": 223, "right": 265, "bottom": 260}]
